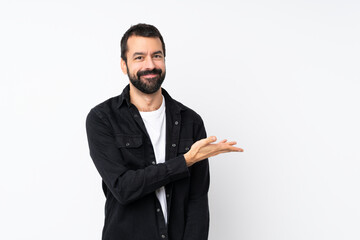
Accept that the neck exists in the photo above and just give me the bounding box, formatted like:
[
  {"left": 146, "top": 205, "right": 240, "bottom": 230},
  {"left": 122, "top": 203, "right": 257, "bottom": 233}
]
[{"left": 129, "top": 83, "right": 163, "bottom": 112}]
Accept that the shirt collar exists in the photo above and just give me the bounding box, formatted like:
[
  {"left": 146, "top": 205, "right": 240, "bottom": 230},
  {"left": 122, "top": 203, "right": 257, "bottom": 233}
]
[
  {"left": 117, "top": 84, "right": 184, "bottom": 112},
  {"left": 117, "top": 84, "right": 131, "bottom": 108}
]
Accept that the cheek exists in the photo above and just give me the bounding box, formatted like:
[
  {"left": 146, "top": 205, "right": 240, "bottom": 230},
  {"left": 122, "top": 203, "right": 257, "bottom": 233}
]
[
  {"left": 127, "top": 65, "right": 140, "bottom": 76},
  {"left": 156, "top": 62, "right": 165, "bottom": 71},
  {"left": 127, "top": 69, "right": 138, "bottom": 79}
]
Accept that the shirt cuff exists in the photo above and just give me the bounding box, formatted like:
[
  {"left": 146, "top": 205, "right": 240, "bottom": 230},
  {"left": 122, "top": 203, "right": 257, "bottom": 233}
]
[{"left": 166, "top": 155, "right": 190, "bottom": 181}]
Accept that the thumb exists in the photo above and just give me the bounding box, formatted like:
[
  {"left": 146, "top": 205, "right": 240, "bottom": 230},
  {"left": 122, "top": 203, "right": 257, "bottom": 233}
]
[
  {"left": 206, "top": 136, "right": 217, "bottom": 144},
  {"left": 196, "top": 136, "right": 217, "bottom": 148}
]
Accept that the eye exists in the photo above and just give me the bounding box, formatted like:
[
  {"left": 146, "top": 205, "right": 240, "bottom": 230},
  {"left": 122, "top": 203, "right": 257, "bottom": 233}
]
[
  {"left": 134, "top": 56, "right": 143, "bottom": 60},
  {"left": 153, "top": 54, "right": 162, "bottom": 59}
]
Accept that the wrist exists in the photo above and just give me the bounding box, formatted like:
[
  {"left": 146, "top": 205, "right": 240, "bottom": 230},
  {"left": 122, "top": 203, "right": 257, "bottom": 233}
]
[{"left": 184, "top": 152, "right": 194, "bottom": 167}]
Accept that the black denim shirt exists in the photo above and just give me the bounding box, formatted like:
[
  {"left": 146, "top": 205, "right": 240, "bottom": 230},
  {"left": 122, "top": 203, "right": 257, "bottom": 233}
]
[{"left": 86, "top": 85, "right": 210, "bottom": 240}]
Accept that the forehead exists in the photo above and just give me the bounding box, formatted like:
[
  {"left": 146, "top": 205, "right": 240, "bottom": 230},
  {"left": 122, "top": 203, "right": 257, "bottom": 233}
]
[{"left": 126, "top": 36, "right": 163, "bottom": 55}]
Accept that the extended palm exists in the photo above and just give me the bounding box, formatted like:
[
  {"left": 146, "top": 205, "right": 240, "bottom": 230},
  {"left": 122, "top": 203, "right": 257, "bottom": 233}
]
[{"left": 184, "top": 136, "right": 243, "bottom": 167}]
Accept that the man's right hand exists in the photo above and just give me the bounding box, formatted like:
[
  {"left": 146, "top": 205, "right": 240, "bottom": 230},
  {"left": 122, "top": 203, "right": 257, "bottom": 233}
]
[{"left": 183, "top": 136, "right": 244, "bottom": 167}]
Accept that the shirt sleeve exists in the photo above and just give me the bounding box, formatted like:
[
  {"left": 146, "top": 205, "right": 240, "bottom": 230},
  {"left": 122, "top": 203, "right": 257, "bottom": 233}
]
[
  {"left": 183, "top": 116, "right": 210, "bottom": 240},
  {"left": 85, "top": 109, "right": 189, "bottom": 205}
]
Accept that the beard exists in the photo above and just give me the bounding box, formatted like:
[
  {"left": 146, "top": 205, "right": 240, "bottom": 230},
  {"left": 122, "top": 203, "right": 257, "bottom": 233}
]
[{"left": 127, "top": 65, "right": 166, "bottom": 94}]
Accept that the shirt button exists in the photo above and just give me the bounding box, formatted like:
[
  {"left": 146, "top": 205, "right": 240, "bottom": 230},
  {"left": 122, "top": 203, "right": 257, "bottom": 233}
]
[
  {"left": 166, "top": 194, "right": 169, "bottom": 198},
  {"left": 126, "top": 142, "right": 130, "bottom": 146},
  {"left": 152, "top": 161, "right": 156, "bottom": 165},
  {"left": 161, "top": 235, "right": 166, "bottom": 239},
  {"left": 185, "top": 147, "right": 190, "bottom": 151},
  {"left": 174, "top": 121, "right": 179, "bottom": 125},
  {"left": 134, "top": 114, "right": 138, "bottom": 118},
  {"left": 172, "top": 144, "right": 176, "bottom": 147},
  {"left": 157, "top": 208, "right": 161, "bottom": 212}
]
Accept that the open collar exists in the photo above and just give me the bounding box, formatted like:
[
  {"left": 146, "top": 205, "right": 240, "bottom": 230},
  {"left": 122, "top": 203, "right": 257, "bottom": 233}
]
[{"left": 116, "top": 84, "right": 185, "bottom": 113}]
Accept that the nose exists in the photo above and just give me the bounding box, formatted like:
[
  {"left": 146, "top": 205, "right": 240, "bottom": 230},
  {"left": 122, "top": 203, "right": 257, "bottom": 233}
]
[{"left": 144, "top": 56, "right": 155, "bottom": 69}]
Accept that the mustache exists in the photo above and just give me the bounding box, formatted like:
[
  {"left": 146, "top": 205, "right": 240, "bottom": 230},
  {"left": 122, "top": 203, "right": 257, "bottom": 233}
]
[{"left": 137, "top": 68, "right": 162, "bottom": 78}]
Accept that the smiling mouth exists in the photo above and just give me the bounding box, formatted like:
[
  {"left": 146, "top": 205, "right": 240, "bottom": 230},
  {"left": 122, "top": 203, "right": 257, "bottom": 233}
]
[{"left": 141, "top": 74, "right": 159, "bottom": 79}]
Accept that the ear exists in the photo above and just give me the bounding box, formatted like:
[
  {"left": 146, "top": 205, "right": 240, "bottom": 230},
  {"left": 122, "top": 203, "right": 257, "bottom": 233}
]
[{"left": 120, "top": 58, "right": 128, "bottom": 75}]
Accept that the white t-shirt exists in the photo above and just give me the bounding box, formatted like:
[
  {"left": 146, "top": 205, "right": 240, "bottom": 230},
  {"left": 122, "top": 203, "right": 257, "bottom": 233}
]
[{"left": 139, "top": 95, "right": 168, "bottom": 224}]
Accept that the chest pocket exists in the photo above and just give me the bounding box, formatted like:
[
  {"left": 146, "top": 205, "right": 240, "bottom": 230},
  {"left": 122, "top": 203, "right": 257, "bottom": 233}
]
[
  {"left": 177, "top": 139, "right": 193, "bottom": 154},
  {"left": 115, "top": 134, "right": 145, "bottom": 167}
]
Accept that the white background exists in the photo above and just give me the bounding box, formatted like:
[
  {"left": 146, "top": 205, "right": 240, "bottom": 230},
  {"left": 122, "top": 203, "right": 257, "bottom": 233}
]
[{"left": 1, "top": 0, "right": 359, "bottom": 239}]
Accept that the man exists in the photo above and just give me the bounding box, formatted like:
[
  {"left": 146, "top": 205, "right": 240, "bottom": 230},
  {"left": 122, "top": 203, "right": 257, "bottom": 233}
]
[{"left": 86, "top": 23, "right": 243, "bottom": 240}]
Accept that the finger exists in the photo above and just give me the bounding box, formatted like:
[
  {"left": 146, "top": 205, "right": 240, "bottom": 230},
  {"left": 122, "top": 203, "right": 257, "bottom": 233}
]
[
  {"left": 213, "top": 141, "right": 236, "bottom": 147},
  {"left": 231, "top": 147, "right": 244, "bottom": 152},
  {"left": 220, "top": 145, "right": 244, "bottom": 152},
  {"left": 224, "top": 141, "right": 237, "bottom": 145},
  {"left": 209, "top": 145, "right": 244, "bottom": 156},
  {"left": 216, "top": 148, "right": 243, "bottom": 155}
]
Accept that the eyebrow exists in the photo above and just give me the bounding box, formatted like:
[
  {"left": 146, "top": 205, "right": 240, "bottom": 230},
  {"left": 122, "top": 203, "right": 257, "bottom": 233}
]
[
  {"left": 133, "top": 52, "right": 145, "bottom": 57},
  {"left": 132, "top": 51, "right": 163, "bottom": 58},
  {"left": 152, "top": 51, "right": 163, "bottom": 55}
]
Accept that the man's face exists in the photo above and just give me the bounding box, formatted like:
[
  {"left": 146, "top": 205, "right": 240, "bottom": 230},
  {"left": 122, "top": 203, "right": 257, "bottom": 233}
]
[{"left": 121, "top": 36, "right": 166, "bottom": 94}]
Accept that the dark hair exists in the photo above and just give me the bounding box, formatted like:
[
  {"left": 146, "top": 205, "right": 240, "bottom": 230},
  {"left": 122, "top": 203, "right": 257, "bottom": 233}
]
[{"left": 120, "top": 23, "right": 166, "bottom": 62}]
